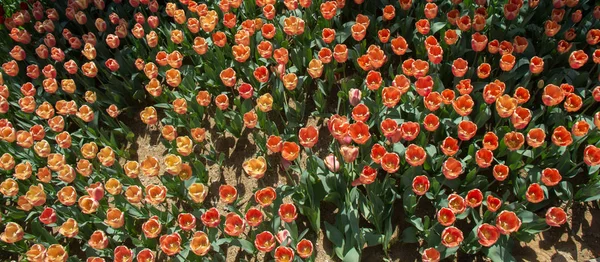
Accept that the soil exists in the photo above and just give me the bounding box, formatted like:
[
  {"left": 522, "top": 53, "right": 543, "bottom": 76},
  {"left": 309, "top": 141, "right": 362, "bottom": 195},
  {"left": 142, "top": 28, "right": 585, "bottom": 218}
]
[{"left": 130, "top": 116, "right": 600, "bottom": 262}]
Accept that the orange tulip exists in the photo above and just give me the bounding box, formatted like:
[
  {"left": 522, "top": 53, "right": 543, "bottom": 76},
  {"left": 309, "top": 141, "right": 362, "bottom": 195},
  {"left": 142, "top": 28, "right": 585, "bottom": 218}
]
[
  {"left": 444, "top": 29, "right": 459, "bottom": 45},
  {"left": 546, "top": 207, "right": 567, "bottom": 227},
  {"left": 142, "top": 216, "right": 162, "bottom": 238},
  {"left": 320, "top": 1, "right": 337, "bottom": 20},
  {"left": 415, "top": 75, "right": 434, "bottom": 97},
  {"left": 477, "top": 223, "right": 500, "bottom": 247},
  {"left": 526, "top": 183, "right": 545, "bottom": 203},
  {"left": 452, "top": 94, "right": 474, "bottom": 116},
  {"left": 441, "top": 226, "right": 463, "bottom": 248},
  {"left": 26, "top": 244, "right": 46, "bottom": 261},
  {"left": 551, "top": 126, "right": 572, "bottom": 147},
  {"left": 466, "top": 188, "right": 483, "bottom": 208},
  {"left": 57, "top": 218, "right": 79, "bottom": 238},
  {"left": 255, "top": 187, "right": 277, "bottom": 207},
  {"left": 351, "top": 23, "right": 366, "bottom": 41},
  {"left": 422, "top": 248, "right": 441, "bottom": 262},
  {"left": 412, "top": 175, "right": 430, "bottom": 195},
  {"left": 113, "top": 246, "right": 133, "bottom": 262},
  {"left": 441, "top": 137, "right": 459, "bottom": 156},
  {"left": 415, "top": 19, "right": 430, "bottom": 35},
  {"left": 437, "top": 207, "right": 456, "bottom": 227},
  {"left": 145, "top": 184, "right": 167, "bottom": 205},
  {"left": 448, "top": 193, "right": 466, "bottom": 214},
  {"left": 572, "top": 120, "right": 590, "bottom": 137},
  {"left": 160, "top": 233, "right": 182, "bottom": 256},
  {"left": 475, "top": 148, "right": 493, "bottom": 168},
  {"left": 279, "top": 203, "right": 298, "bottom": 223},
  {"left": 391, "top": 36, "right": 408, "bottom": 55},
  {"left": 423, "top": 113, "right": 440, "bottom": 132},
  {"left": 281, "top": 141, "right": 300, "bottom": 161},
  {"left": 275, "top": 246, "right": 295, "bottom": 262},
  {"left": 442, "top": 157, "right": 463, "bottom": 179},
  {"left": 381, "top": 152, "right": 400, "bottom": 173},
  {"left": 283, "top": 16, "right": 305, "bottom": 36},
  {"left": 451, "top": 58, "right": 468, "bottom": 77},
  {"left": 190, "top": 231, "right": 211, "bottom": 256}
]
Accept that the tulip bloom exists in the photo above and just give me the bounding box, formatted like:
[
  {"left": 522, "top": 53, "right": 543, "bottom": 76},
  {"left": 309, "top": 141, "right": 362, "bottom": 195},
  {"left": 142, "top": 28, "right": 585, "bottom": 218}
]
[
  {"left": 442, "top": 157, "right": 463, "bottom": 180},
  {"left": 477, "top": 223, "right": 500, "bottom": 247},
  {"left": 441, "top": 226, "right": 463, "bottom": 248},
  {"left": 275, "top": 246, "right": 295, "bottom": 262},
  {"left": 282, "top": 142, "right": 300, "bottom": 161},
  {"left": 381, "top": 152, "right": 400, "bottom": 173},
  {"left": 545, "top": 207, "right": 567, "bottom": 227},
  {"left": 541, "top": 168, "right": 562, "bottom": 186},
  {"left": 448, "top": 193, "right": 466, "bottom": 214},
  {"left": 255, "top": 231, "right": 276, "bottom": 252},
  {"left": 412, "top": 175, "right": 430, "bottom": 195},
  {"left": 279, "top": 203, "right": 298, "bottom": 223},
  {"left": 405, "top": 144, "right": 426, "bottom": 167},
  {"left": 466, "top": 189, "right": 483, "bottom": 208},
  {"left": 422, "top": 247, "right": 440, "bottom": 262},
  {"left": 159, "top": 233, "right": 182, "bottom": 256},
  {"left": 224, "top": 213, "right": 246, "bottom": 237},
  {"left": 219, "top": 185, "right": 238, "bottom": 204},
  {"left": 496, "top": 210, "right": 521, "bottom": 235}
]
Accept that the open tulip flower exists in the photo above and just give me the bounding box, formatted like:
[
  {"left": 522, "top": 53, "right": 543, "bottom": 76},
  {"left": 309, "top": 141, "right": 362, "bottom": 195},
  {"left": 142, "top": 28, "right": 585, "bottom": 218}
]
[{"left": 0, "top": 0, "right": 600, "bottom": 261}]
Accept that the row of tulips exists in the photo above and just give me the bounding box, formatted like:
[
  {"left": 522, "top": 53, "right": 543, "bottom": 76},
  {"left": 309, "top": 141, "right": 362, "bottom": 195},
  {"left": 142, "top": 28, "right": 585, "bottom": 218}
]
[{"left": 1, "top": 0, "right": 600, "bottom": 261}]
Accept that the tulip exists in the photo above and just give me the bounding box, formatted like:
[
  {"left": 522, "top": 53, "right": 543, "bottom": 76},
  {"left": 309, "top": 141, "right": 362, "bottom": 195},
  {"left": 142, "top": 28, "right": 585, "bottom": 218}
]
[
  {"left": 39, "top": 207, "right": 57, "bottom": 225},
  {"left": 439, "top": 137, "right": 459, "bottom": 157},
  {"left": 89, "top": 230, "right": 109, "bottom": 250},
  {"left": 442, "top": 157, "right": 463, "bottom": 179},
  {"left": 243, "top": 156, "right": 267, "bottom": 179},
  {"left": 422, "top": 247, "right": 440, "bottom": 262},
  {"left": 381, "top": 152, "right": 400, "bottom": 173},
  {"left": 551, "top": 126, "right": 573, "bottom": 147},
  {"left": 58, "top": 218, "right": 79, "bottom": 238},
  {"left": 546, "top": 207, "right": 567, "bottom": 227},
  {"left": 437, "top": 207, "right": 456, "bottom": 226},
  {"left": 391, "top": 36, "right": 408, "bottom": 55},
  {"left": 137, "top": 249, "right": 155, "bottom": 262},
  {"left": 46, "top": 244, "right": 68, "bottom": 262},
  {"left": 282, "top": 142, "right": 300, "bottom": 161},
  {"left": 26, "top": 244, "right": 46, "bottom": 261},
  {"left": 275, "top": 246, "right": 295, "bottom": 262},
  {"left": 477, "top": 223, "right": 500, "bottom": 247},
  {"left": 441, "top": 226, "right": 464, "bottom": 248},
  {"left": 412, "top": 175, "right": 430, "bottom": 195},
  {"left": 190, "top": 231, "right": 211, "bottom": 256},
  {"left": 466, "top": 189, "right": 483, "bottom": 208},
  {"left": 142, "top": 216, "right": 162, "bottom": 238},
  {"left": 496, "top": 211, "right": 521, "bottom": 235},
  {"left": 298, "top": 126, "right": 319, "bottom": 148},
  {"left": 448, "top": 193, "right": 466, "bottom": 214},
  {"left": 279, "top": 203, "right": 298, "bottom": 223},
  {"left": 0, "top": 222, "right": 23, "bottom": 243}
]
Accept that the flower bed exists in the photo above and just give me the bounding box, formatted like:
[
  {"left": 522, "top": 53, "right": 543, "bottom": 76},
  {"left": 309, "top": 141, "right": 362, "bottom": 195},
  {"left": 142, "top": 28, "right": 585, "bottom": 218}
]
[{"left": 1, "top": 0, "right": 600, "bottom": 261}]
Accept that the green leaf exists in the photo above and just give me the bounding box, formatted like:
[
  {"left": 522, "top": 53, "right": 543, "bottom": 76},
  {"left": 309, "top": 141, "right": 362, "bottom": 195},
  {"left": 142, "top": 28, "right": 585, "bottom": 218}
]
[
  {"left": 324, "top": 222, "right": 345, "bottom": 259},
  {"left": 483, "top": 237, "right": 516, "bottom": 262},
  {"left": 342, "top": 248, "right": 360, "bottom": 262},
  {"left": 400, "top": 226, "right": 419, "bottom": 243}
]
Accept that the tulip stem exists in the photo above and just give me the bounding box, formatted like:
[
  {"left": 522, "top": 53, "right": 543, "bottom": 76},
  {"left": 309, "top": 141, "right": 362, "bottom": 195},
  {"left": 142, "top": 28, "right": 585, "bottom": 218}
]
[{"left": 565, "top": 161, "right": 585, "bottom": 176}]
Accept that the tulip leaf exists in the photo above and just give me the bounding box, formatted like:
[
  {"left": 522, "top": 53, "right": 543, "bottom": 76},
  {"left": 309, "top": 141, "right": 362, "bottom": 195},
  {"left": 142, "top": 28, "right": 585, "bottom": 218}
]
[
  {"left": 324, "top": 221, "right": 345, "bottom": 259},
  {"left": 400, "top": 226, "right": 418, "bottom": 243},
  {"left": 483, "top": 237, "right": 516, "bottom": 262},
  {"left": 342, "top": 248, "right": 360, "bottom": 262}
]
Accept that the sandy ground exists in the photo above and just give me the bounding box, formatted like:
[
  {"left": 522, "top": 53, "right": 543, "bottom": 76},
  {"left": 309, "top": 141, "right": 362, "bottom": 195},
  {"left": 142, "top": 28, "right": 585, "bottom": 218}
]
[{"left": 130, "top": 116, "right": 600, "bottom": 262}]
